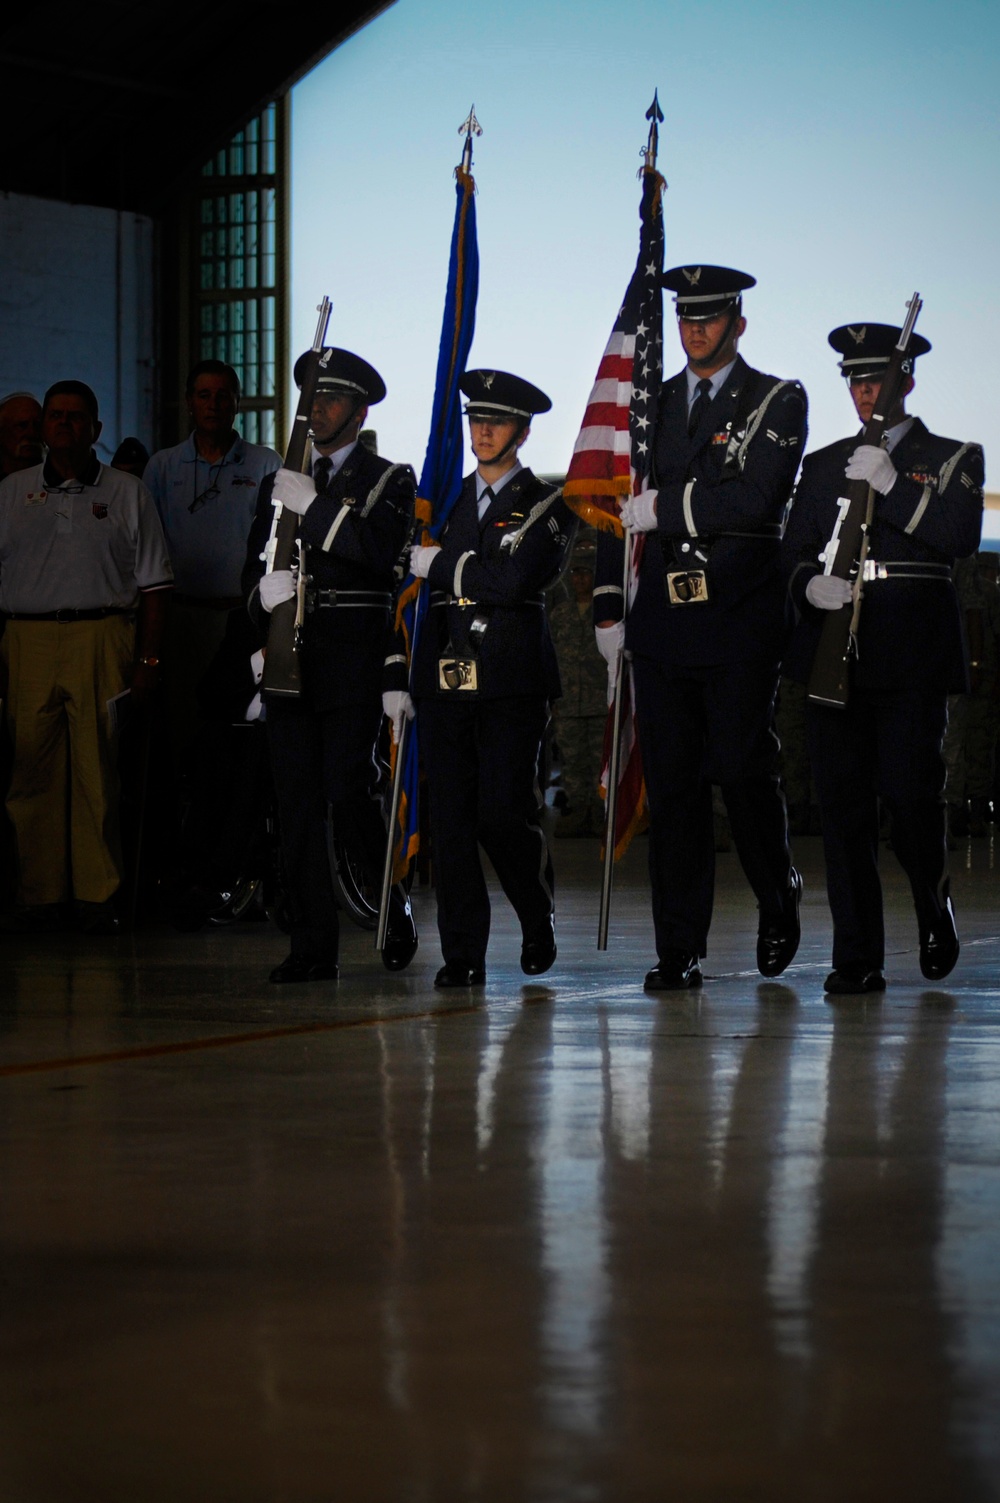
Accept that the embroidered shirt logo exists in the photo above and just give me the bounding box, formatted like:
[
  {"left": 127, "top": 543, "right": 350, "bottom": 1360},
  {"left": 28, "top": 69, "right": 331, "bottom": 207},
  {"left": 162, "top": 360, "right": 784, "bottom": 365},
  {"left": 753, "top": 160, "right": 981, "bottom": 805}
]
[
  {"left": 91, "top": 502, "right": 109, "bottom": 520},
  {"left": 25, "top": 491, "right": 47, "bottom": 505}
]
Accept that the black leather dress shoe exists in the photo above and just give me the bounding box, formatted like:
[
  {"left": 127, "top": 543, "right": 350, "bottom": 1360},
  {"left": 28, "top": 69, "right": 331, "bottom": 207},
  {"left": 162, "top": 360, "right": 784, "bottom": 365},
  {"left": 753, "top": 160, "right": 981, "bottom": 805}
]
[
  {"left": 269, "top": 954, "right": 339, "bottom": 984},
  {"left": 823, "top": 967, "right": 886, "bottom": 995},
  {"left": 756, "top": 868, "right": 802, "bottom": 978},
  {"left": 520, "top": 920, "right": 557, "bottom": 976},
  {"left": 919, "top": 894, "right": 959, "bottom": 980},
  {"left": 382, "top": 905, "right": 418, "bottom": 972},
  {"left": 644, "top": 951, "right": 703, "bottom": 992},
  {"left": 434, "top": 963, "right": 486, "bottom": 988}
]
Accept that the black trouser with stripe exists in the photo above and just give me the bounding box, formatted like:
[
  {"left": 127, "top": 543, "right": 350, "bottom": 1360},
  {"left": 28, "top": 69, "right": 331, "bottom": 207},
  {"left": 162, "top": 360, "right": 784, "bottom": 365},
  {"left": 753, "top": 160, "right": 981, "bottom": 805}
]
[
  {"left": 632, "top": 654, "right": 793, "bottom": 959},
  {"left": 419, "top": 695, "right": 554, "bottom": 968},
  {"left": 267, "top": 694, "right": 406, "bottom": 959},
  {"left": 807, "top": 688, "right": 950, "bottom": 971}
]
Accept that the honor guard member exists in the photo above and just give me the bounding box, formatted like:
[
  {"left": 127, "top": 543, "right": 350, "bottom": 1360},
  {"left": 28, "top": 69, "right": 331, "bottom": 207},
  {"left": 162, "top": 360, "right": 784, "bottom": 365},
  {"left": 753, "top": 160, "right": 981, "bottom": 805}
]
[
  {"left": 782, "top": 323, "right": 984, "bottom": 993},
  {"left": 0, "top": 380, "right": 173, "bottom": 931},
  {"left": 242, "top": 348, "right": 418, "bottom": 983},
  {"left": 405, "top": 369, "right": 574, "bottom": 987},
  {"left": 594, "top": 266, "right": 808, "bottom": 991}
]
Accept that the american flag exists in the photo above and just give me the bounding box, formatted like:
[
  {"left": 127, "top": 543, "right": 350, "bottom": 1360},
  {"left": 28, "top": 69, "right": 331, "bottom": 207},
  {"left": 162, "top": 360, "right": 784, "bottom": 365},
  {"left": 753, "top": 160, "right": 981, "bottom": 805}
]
[
  {"left": 563, "top": 165, "right": 666, "bottom": 863},
  {"left": 563, "top": 167, "right": 665, "bottom": 532}
]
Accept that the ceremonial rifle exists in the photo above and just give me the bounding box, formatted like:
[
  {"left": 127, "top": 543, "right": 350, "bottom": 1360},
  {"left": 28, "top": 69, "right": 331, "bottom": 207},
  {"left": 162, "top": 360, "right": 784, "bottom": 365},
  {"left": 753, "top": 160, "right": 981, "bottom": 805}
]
[
  {"left": 261, "top": 298, "right": 332, "bottom": 697},
  {"left": 806, "top": 292, "right": 922, "bottom": 709}
]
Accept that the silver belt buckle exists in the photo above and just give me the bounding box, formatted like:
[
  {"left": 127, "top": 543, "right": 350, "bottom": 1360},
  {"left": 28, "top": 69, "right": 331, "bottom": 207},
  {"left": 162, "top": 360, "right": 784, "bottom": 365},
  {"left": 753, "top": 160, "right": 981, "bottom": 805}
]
[
  {"left": 438, "top": 657, "right": 479, "bottom": 693},
  {"left": 666, "top": 569, "right": 710, "bottom": 606}
]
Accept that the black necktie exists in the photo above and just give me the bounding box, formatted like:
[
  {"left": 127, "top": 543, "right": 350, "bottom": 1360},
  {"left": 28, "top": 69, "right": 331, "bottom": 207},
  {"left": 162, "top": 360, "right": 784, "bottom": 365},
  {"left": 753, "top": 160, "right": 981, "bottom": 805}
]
[
  {"left": 688, "top": 377, "right": 712, "bottom": 437},
  {"left": 479, "top": 485, "right": 495, "bottom": 519},
  {"left": 314, "top": 457, "right": 332, "bottom": 491}
]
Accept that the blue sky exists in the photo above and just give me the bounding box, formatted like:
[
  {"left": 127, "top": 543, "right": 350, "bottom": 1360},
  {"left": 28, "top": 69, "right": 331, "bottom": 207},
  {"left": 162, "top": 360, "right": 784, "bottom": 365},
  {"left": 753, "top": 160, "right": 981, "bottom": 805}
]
[{"left": 292, "top": 0, "right": 999, "bottom": 522}]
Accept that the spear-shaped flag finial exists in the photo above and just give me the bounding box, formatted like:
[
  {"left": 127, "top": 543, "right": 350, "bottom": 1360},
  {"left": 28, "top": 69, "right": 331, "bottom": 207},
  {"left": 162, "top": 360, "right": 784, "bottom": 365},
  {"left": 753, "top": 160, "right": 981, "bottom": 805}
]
[
  {"left": 643, "top": 90, "right": 664, "bottom": 172},
  {"left": 458, "top": 104, "right": 483, "bottom": 174}
]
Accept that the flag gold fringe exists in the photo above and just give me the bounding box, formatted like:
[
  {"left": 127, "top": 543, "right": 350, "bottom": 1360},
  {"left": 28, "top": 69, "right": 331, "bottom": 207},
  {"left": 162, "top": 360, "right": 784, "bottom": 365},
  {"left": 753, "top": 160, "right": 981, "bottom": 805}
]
[
  {"left": 563, "top": 492, "right": 626, "bottom": 537},
  {"left": 598, "top": 779, "right": 649, "bottom": 863}
]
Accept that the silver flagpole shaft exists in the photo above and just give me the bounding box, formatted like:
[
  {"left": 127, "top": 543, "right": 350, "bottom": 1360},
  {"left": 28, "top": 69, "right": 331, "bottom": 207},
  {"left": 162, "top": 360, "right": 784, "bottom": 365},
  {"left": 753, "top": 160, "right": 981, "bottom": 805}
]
[
  {"left": 375, "top": 713, "right": 410, "bottom": 951},
  {"left": 597, "top": 526, "right": 634, "bottom": 950}
]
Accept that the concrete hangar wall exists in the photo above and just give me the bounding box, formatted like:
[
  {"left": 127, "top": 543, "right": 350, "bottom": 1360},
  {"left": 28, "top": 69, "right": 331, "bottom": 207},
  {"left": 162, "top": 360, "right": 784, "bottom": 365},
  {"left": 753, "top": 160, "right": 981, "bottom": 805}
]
[
  {"left": 0, "top": 194, "right": 154, "bottom": 462},
  {"left": 0, "top": 0, "right": 393, "bottom": 455}
]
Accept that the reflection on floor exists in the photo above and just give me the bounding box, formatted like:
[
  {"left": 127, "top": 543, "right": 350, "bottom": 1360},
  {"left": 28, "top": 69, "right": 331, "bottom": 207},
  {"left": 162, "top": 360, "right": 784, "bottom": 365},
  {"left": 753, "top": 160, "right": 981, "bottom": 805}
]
[{"left": 1, "top": 833, "right": 999, "bottom": 1502}]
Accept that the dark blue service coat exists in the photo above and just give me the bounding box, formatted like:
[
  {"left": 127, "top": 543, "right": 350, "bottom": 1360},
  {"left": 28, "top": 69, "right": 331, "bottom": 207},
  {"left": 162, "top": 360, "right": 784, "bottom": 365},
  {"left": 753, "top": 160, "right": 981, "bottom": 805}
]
[
  {"left": 243, "top": 446, "right": 415, "bottom": 710},
  {"left": 595, "top": 356, "right": 808, "bottom": 666},
  {"left": 782, "top": 419, "right": 985, "bottom": 693},
  {"left": 411, "top": 468, "right": 573, "bottom": 701}
]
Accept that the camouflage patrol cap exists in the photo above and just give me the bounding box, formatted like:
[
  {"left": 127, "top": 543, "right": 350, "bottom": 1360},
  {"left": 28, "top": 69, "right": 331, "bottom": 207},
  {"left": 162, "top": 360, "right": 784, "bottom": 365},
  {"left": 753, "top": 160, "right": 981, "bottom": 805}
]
[{"left": 569, "top": 535, "right": 597, "bottom": 570}]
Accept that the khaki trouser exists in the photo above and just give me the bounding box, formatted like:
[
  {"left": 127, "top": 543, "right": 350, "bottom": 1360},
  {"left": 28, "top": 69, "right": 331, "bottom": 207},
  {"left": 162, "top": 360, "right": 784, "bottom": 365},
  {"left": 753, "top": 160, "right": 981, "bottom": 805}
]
[{"left": 1, "top": 616, "right": 134, "bottom": 905}]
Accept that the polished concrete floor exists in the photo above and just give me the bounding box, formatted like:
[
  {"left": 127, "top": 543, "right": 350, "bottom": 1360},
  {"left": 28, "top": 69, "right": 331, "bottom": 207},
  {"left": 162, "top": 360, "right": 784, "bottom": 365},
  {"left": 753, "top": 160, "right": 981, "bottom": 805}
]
[{"left": 2, "top": 830, "right": 1000, "bottom": 1502}]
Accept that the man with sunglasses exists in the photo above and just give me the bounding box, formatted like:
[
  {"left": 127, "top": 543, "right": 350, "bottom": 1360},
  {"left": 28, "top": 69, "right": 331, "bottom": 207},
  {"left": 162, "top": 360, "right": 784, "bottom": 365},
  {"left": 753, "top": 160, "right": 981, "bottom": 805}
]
[
  {"left": 145, "top": 361, "right": 281, "bottom": 760},
  {"left": 0, "top": 380, "right": 172, "bottom": 932},
  {"left": 782, "top": 324, "right": 984, "bottom": 993},
  {"left": 243, "top": 347, "right": 418, "bottom": 983},
  {"left": 594, "top": 266, "right": 808, "bottom": 991}
]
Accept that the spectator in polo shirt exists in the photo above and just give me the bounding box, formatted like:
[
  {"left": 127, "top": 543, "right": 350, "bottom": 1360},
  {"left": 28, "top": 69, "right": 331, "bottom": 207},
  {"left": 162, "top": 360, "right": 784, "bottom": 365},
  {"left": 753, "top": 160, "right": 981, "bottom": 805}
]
[
  {"left": 144, "top": 360, "right": 281, "bottom": 764},
  {"left": 0, "top": 391, "right": 43, "bottom": 480},
  {"left": 0, "top": 380, "right": 173, "bottom": 933}
]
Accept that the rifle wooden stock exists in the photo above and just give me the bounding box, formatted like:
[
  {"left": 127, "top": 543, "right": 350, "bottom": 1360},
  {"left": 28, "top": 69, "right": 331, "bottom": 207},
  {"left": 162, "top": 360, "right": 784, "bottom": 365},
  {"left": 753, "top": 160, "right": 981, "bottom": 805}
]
[
  {"left": 262, "top": 299, "right": 331, "bottom": 698},
  {"left": 805, "top": 475, "right": 873, "bottom": 708},
  {"left": 806, "top": 293, "right": 922, "bottom": 709}
]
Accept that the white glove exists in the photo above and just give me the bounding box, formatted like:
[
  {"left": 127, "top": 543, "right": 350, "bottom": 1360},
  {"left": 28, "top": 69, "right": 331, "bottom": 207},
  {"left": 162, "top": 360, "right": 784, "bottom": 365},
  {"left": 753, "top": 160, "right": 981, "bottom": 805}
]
[
  {"left": 259, "top": 569, "right": 295, "bottom": 612},
  {"left": 382, "top": 690, "right": 415, "bottom": 744},
  {"left": 806, "top": 574, "right": 854, "bottom": 611},
  {"left": 844, "top": 444, "right": 897, "bottom": 494},
  {"left": 595, "top": 621, "right": 626, "bottom": 705},
  {"left": 619, "top": 488, "right": 659, "bottom": 532},
  {"left": 410, "top": 543, "right": 442, "bottom": 578},
  {"left": 272, "top": 467, "right": 317, "bottom": 516}
]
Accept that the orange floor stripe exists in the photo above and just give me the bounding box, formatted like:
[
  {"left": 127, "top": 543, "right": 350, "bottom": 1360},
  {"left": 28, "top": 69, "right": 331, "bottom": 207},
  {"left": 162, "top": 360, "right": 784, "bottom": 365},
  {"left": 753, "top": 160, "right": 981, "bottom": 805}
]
[{"left": 0, "top": 1003, "right": 481, "bottom": 1078}]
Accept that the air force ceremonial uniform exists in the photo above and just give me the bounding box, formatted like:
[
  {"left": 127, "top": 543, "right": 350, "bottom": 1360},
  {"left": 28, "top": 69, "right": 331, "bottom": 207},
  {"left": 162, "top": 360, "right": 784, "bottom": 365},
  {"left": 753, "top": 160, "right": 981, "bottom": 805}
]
[
  {"left": 782, "top": 323, "right": 984, "bottom": 989},
  {"left": 595, "top": 267, "right": 808, "bottom": 987},
  {"left": 409, "top": 371, "right": 574, "bottom": 983},
  {"left": 243, "top": 349, "right": 417, "bottom": 979}
]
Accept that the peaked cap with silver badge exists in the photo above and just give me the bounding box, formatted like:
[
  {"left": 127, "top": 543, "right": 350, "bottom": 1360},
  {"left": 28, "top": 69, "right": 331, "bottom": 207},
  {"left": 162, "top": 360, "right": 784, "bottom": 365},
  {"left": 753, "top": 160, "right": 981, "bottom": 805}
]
[
  {"left": 828, "top": 322, "right": 932, "bottom": 380},
  {"left": 460, "top": 369, "right": 552, "bottom": 421},
  {"left": 292, "top": 346, "right": 387, "bottom": 405},
  {"left": 660, "top": 264, "right": 756, "bottom": 321}
]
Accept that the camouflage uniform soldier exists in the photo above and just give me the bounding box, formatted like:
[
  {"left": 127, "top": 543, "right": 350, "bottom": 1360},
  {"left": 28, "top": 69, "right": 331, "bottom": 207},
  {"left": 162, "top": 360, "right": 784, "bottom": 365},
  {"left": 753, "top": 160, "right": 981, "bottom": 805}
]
[{"left": 550, "top": 536, "right": 607, "bottom": 836}]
